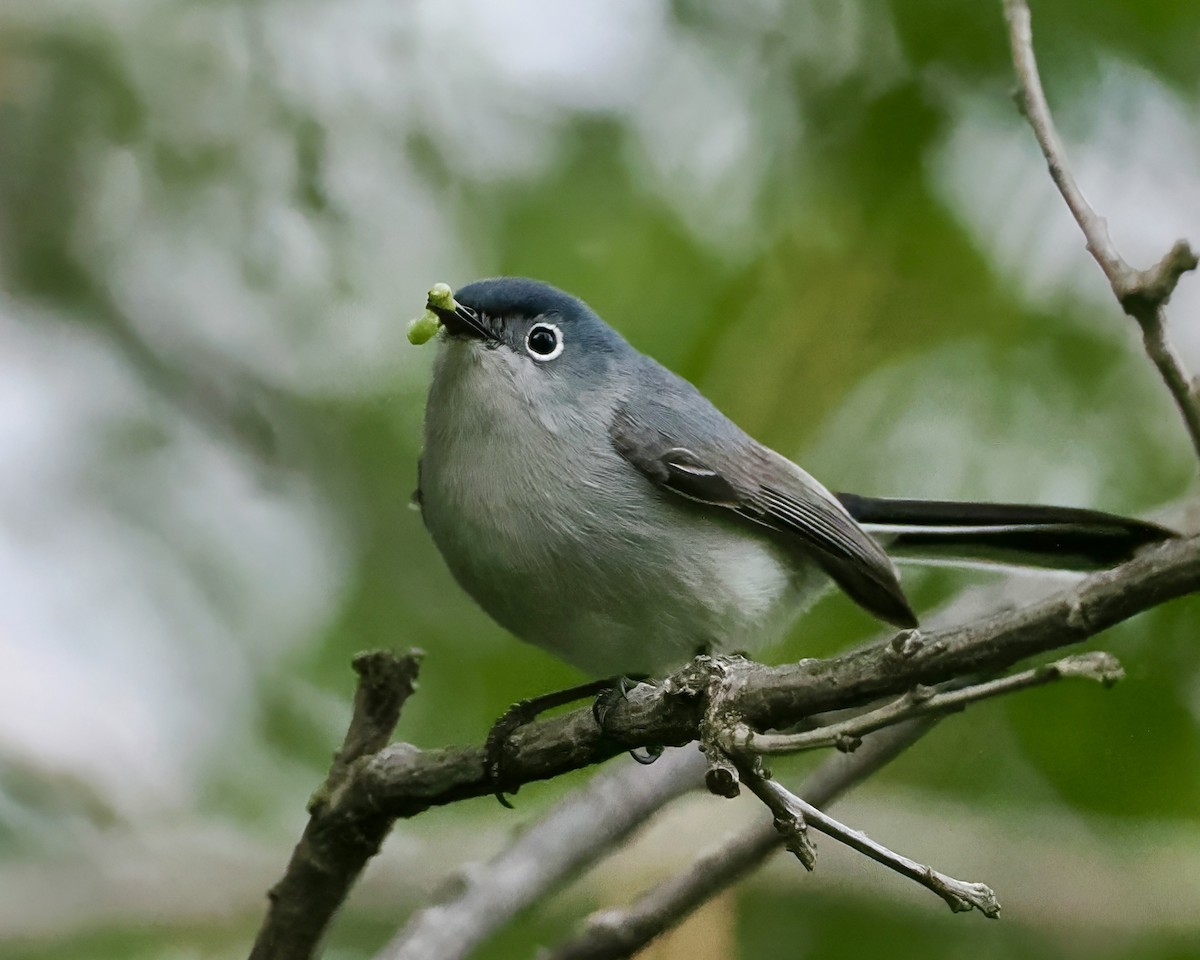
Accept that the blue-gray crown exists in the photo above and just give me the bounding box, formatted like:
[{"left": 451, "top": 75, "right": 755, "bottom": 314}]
[{"left": 454, "top": 278, "right": 591, "bottom": 324}]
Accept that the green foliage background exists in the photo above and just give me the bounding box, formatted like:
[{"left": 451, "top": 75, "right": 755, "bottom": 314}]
[{"left": 1, "top": 1, "right": 1198, "bottom": 958}]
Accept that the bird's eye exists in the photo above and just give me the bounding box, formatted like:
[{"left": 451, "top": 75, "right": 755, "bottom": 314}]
[{"left": 525, "top": 322, "right": 564, "bottom": 361}]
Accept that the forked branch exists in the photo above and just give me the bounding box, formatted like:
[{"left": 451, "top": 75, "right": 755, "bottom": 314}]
[{"left": 1003, "top": 0, "right": 1200, "bottom": 458}]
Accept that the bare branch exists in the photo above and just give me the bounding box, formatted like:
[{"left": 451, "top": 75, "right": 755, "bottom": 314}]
[
  {"left": 743, "top": 763, "right": 1000, "bottom": 917},
  {"left": 741, "top": 760, "right": 817, "bottom": 870},
  {"left": 261, "top": 533, "right": 1196, "bottom": 958},
  {"left": 1002, "top": 0, "right": 1200, "bottom": 458},
  {"left": 733, "top": 651, "right": 1123, "bottom": 754},
  {"left": 545, "top": 720, "right": 937, "bottom": 960},
  {"left": 353, "top": 535, "right": 1198, "bottom": 817},
  {"left": 372, "top": 566, "right": 1128, "bottom": 958},
  {"left": 249, "top": 650, "right": 422, "bottom": 960}
]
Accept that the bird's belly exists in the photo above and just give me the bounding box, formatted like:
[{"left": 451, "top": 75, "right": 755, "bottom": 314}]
[{"left": 515, "top": 529, "right": 816, "bottom": 677}]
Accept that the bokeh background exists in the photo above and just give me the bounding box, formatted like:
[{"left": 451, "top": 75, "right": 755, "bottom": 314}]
[{"left": 2, "top": 1, "right": 1199, "bottom": 958}]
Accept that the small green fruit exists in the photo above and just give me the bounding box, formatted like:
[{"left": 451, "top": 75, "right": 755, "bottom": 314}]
[{"left": 408, "top": 309, "right": 442, "bottom": 345}]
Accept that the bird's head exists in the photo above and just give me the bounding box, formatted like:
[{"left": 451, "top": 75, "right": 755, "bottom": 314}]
[
  {"left": 423, "top": 278, "right": 634, "bottom": 431},
  {"left": 428, "top": 277, "right": 627, "bottom": 372}
]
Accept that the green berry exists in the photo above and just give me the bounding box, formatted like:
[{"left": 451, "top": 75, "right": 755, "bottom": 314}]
[{"left": 408, "top": 310, "right": 442, "bottom": 345}]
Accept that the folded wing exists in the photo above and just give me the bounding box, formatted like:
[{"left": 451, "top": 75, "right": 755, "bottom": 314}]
[{"left": 610, "top": 402, "right": 918, "bottom": 628}]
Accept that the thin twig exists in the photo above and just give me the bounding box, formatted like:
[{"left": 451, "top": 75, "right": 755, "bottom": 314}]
[
  {"left": 741, "top": 760, "right": 817, "bottom": 869},
  {"left": 544, "top": 720, "right": 937, "bottom": 960},
  {"left": 733, "top": 651, "right": 1123, "bottom": 754},
  {"left": 743, "top": 763, "right": 1000, "bottom": 917},
  {"left": 249, "top": 650, "right": 423, "bottom": 960},
  {"left": 1003, "top": 0, "right": 1200, "bottom": 458}
]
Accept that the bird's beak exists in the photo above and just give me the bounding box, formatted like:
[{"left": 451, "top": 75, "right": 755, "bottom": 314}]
[{"left": 428, "top": 298, "right": 493, "bottom": 342}]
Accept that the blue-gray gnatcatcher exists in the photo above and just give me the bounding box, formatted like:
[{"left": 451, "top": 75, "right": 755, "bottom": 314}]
[{"left": 416, "top": 277, "right": 1172, "bottom": 680}]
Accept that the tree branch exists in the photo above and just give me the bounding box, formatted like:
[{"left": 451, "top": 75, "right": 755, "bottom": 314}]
[
  {"left": 252, "top": 536, "right": 1194, "bottom": 958},
  {"left": 544, "top": 720, "right": 937, "bottom": 960},
  {"left": 741, "top": 760, "right": 1000, "bottom": 917},
  {"left": 251, "top": 536, "right": 1191, "bottom": 958},
  {"left": 1003, "top": 0, "right": 1200, "bottom": 458},
  {"left": 731, "top": 651, "right": 1123, "bottom": 755},
  {"left": 353, "top": 535, "right": 1197, "bottom": 818},
  {"left": 249, "top": 650, "right": 422, "bottom": 960},
  {"left": 367, "top": 559, "right": 1148, "bottom": 958}
]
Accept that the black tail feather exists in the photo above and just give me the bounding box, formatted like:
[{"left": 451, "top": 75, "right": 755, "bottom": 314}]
[{"left": 836, "top": 493, "right": 1176, "bottom": 569}]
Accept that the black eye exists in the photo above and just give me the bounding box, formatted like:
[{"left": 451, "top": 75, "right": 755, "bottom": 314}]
[{"left": 525, "top": 322, "right": 563, "bottom": 361}]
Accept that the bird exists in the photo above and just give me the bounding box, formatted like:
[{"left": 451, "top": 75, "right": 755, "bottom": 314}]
[{"left": 415, "top": 277, "right": 1173, "bottom": 685}]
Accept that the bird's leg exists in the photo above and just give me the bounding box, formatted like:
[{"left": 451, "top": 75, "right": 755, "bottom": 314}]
[{"left": 485, "top": 678, "right": 631, "bottom": 807}]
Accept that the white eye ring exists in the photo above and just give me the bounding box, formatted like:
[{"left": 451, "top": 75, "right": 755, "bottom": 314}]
[{"left": 525, "top": 322, "right": 564, "bottom": 361}]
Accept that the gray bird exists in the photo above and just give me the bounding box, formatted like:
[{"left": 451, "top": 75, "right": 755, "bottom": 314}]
[{"left": 417, "top": 277, "right": 1172, "bottom": 681}]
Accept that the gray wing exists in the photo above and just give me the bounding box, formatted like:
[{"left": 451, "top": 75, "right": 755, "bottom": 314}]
[{"left": 610, "top": 395, "right": 917, "bottom": 629}]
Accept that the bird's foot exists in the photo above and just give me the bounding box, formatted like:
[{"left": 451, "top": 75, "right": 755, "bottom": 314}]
[
  {"left": 484, "top": 678, "right": 619, "bottom": 807},
  {"left": 592, "top": 675, "right": 664, "bottom": 766},
  {"left": 484, "top": 675, "right": 665, "bottom": 806}
]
